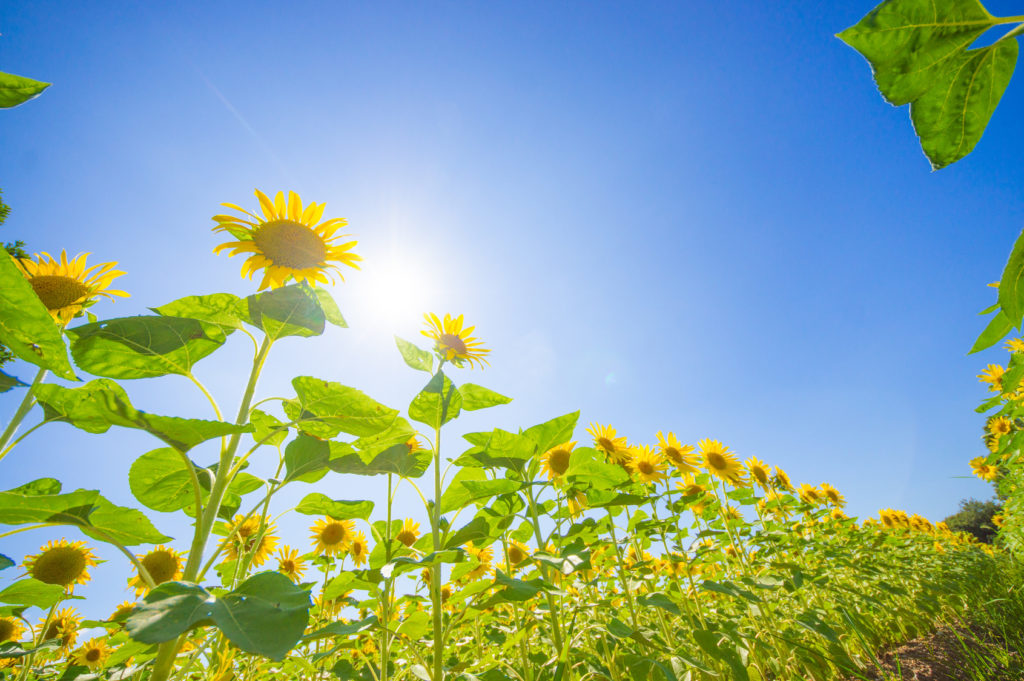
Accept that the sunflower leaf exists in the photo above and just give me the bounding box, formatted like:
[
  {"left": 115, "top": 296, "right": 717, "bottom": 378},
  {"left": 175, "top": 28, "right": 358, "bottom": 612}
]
[
  {"left": 126, "top": 573, "right": 312, "bottom": 660},
  {"left": 283, "top": 434, "right": 333, "bottom": 484},
  {"left": 0, "top": 370, "right": 27, "bottom": 393},
  {"left": 313, "top": 288, "right": 348, "bottom": 328},
  {"left": 129, "top": 448, "right": 202, "bottom": 512},
  {"left": 293, "top": 493, "right": 374, "bottom": 520},
  {"left": 0, "top": 251, "right": 76, "bottom": 380},
  {"left": 7, "top": 478, "right": 62, "bottom": 495},
  {"left": 247, "top": 285, "right": 325, "bottom": 340},
  {"left": 66, "top": 316, "right": 227, "bottom": 379},
  {"left": 395, "top": 336, "right": 433, "bottom": 373},
  {"left": 152, "top": 293, "right": 251, "bottom": 332},
  {"left": 838, "top": 0, "right": 1019, "bottom": 169},
  {"left": 970, "top": 308, "right": 1015, "bottom": 353},
  {"left": 459, "top": 384, "right": 512, "bottom": 411},
  {"left": 0, "top": 71, "right": 50, "bottom": 108},
  {"left": 327, "top": 441, "right": 431, "bottom": 478},
  {"left": 408, "top": 371, "right": 462, "bottom": 429},
  {"left": 284, "top": 376, "right": 399, "bottom": 438},
  {"left": 0, "top": 579, "right": 65, "bottom": 609},
  {"left": 33, "top": 379, "right": 251, "bottom": 452},
  {"left": 0, "top": 554, "right": 13, "bottom": 572}
]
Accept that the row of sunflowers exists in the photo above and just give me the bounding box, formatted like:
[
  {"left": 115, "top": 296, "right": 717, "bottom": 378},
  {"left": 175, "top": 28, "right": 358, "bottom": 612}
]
[{"left": 0, "top": 191, "right": 1015, "bottom": 681}]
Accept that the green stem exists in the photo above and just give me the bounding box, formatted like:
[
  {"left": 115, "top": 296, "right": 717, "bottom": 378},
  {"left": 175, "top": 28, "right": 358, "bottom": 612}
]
[
  {"left": 430, "top": 421, "right": 444, "bottom": 681},
  {"left": 524, "top": 482, "right": 565, "bottom": 654},
  {"left": 0, "top": 367, "right": 47, "bottom": 459},
  {"left": 149, "top": 335, "right": 273, "bottom": 681}
]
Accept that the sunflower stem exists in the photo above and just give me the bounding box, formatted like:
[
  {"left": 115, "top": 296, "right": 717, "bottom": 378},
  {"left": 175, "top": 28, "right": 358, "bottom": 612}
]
[
  {"left": 149, "top": 335, "right": 273, "bottom": 681},
  {"left": 0, "top": 366, "right": 47, "bottom": 459}
]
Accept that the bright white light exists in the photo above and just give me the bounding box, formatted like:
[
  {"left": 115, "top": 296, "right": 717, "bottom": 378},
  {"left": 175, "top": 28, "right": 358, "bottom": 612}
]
[{"left": 351, "top": 253, "right": 438, "bottom": 333}]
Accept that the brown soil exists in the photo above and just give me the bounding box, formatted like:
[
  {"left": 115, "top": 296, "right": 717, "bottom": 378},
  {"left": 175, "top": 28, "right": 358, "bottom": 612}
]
[{"left": 850, "top": 625, "right": 1022, "bottom": 681}]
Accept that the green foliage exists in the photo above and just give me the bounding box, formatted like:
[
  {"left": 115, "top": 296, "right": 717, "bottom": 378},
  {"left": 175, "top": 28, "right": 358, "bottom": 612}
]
[
  {"left": 944, "top": 497, "right": 1003, "bottom": 543},
  {"left": 839, "top": 0, "right": 1021, "bottom": 169},
  {"left": 0, "top": 71, "right": 50, "bottom": 108}
]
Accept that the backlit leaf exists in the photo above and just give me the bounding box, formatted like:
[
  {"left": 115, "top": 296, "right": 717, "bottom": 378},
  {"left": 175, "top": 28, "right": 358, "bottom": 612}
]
[{"left": 0, "top": 71, "right": 51, "bottom": 108}]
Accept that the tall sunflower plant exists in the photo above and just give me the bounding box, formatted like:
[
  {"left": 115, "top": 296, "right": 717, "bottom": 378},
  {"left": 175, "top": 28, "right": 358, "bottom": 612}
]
[{"left": 0, "top": 189, "right": 1013, "bottom": 681}]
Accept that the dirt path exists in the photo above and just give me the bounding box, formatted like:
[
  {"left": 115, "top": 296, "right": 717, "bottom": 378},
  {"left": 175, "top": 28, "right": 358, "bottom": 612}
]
[{"left": 850, "top": 625, "right": 1022, "bottom": 681}]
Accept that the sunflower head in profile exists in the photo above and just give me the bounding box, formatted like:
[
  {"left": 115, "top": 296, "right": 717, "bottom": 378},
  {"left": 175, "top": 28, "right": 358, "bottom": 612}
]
[
  {"left": 225, "top": 515, "right": 279, "bottom": 567},
  {"left": 772, "top": 466, "right": 794, "bottom": 491},
  {"left": 213, "top": 189, "right": 361, "bottom": 291},
  {"left": 587, "top": 423, "right": 629, "bottom": 465},
  {"left": 0, "top": 616, "right": 24, "bottom": 644},
  {"left": 348, "top": 531, "right": 370, "bottom": 568},
  {"left": 464, "top": 541, "right": 494, "bottom": 581},
  {"left": 396, "top": 519, "right": 421, "bottom": 548},
  {"left": 72, "top": 638, "right": 111, "bottom": 671},
  {"left": 656, "top": 431, "right": 697, "bottom": 475},
  {"left": 310, "top": 517, "right": 355, "bottom": 556},
  {"left": 797, "top": 483, "right": 823, "bottom": 506},
  {"left": 23, "top": 539, "right": 99, "bottom": 591},
  {"left": 627, "top": 445, "right": 668, "bottom": 485},
  {"left": 744, "top": 456, "right": 771, "bottom": 489},
  {"left": 39, "top": 607, "right": 82, "bottom": 656},
  {"left": 540, "top": 441, "right": 576, "bottom": 482},
  {"left": 129, "top": 545, "right": 184, "bottom": 596},
  {"left": 819, "top": 483, "right": 846, "bottom": 508},
  {"left": 275, "top": 547, "right": 307, "bottom": 583},
  {"left": 698, "top": 439, "right": 747, "bottom": 487},
  {"left": 506, "top": 541, "right": 531, "bottom": 568},
  {"left": 15, "top": 251, "right": 127, "bottom": 324},
  {"left": 421, "top": 313, "right": 490, "bottom": 369}
]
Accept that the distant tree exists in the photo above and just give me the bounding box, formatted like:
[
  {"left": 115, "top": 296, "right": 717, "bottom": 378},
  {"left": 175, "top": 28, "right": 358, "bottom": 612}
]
[
  {"left": 943, "top": 498, "right": 1003, "bottom": 544},
  {"left": 0, "top": 188, "right": 28, "bottom": 369}
]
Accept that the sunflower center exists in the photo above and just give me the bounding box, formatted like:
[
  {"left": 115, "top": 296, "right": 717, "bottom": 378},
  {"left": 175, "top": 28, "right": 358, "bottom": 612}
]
[
  {"left": 638, "top": 460, "right": 656, "bottom": 475},
  {"left": 664, "top": 447, "right": 681, "bottom": 464},
  {"left": 253, "top": 219, "right": 327, "bottom": 269},
  {"left": 439, "top": 333, "right": 468, "bottom": 354},
  {"left": 320, "top": 523, "right": 348, "bottom": 545},
  {"left": 706, "top": 452, "right": 727, "bottom": 470},
  {"left": 31, "top": 545, "right": 88, "bottom": 587},
  {"left": 753, "top": 467, "right": 769, "bottom": 484},
  {"left": 0, "top": 620, "right": 15, "bottom": 642},
  {"left": 548, "top": 449, "right": 571, "bottom": 475},
  {"left": 86, "top": 648, "right": 102, "bottom": 662},
  {"left": 397, "top": 530, "right": 417, "bottom": 547},
  {"left": 351, "top": 543, "right": 365, "bottom": 557},
  {"left": 508, "top": 546, "right": 527, "bottom": 564},
  {"left": 597, "top": 437, "right": 615, "bottom": 452},
  {"left": 281, "top": 560, "right": 296, "bottom": 573},
  {"left": 142, "top": 551, "right": 179, "bottom": 585},
  {"left": 28, "top": 275, "right": 90, "bottom": 312}
]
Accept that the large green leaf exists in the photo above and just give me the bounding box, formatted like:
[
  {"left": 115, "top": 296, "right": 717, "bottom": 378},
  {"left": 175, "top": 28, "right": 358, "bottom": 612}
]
[
  {"left": 0, "top": 488, "right": 170, "bottom": 546},
  {"left": 152, "top": 293, "right": 251, "bottom": 332},
  {"left": 0, "top": 71, "right": 50, "bottom": 108},
  {"left": 283, "top": 434, "right": 332, "bottom": 483},
  {"left": 0, "top": 250, "right": 75, "bottom": 379},
  {"left": 129, "top": 448, "right": 199, "bottom": 512},
  {"left": 66, "top": 316, "right": 227, "bottom": 379},
  {"left": 460, "top": 384, "right": 512, "bottom": 411},
  {"left": 284, "top": 376, "right": 399, "bottom": 438},
  {"left": 327, "top": 440, "right": 431, "bottom": 478},
  {"left": 0, "top": 579, "right": 65, "bottom": 609},
  {"left": 33, "top": 380, "right": 250, "bottom": 452},
  {"left": 394, "top": 336, "right": 433, "bottom": 372},
  {"left": 971, "top": 308, "right": 1015, "bottom": 352},
  {"left": 523, "top": 411, "right": 579, "bottom": 454},
  {"left": 408, "top": 371, "right": 462, "bottom": 429},
  {"left": 247, "top": 285, "right": 325, "bottom": 340},
  {"left": 293, "top": 493, "right": 374, "bottom": 520},
  {"left": 126, "top": 573, "right": 311, "bottom": 660},
  {"left": 999, "top": 228, "right": 1024, "bottom": 329},
  {"left": 839, "top": 0, "right": 1019, "bottom": 169}
]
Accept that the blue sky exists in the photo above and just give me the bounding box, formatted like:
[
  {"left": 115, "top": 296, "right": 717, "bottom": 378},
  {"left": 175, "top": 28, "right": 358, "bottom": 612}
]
[{"left": 2, "top": 1, "right": 1022, "bottom": 617}]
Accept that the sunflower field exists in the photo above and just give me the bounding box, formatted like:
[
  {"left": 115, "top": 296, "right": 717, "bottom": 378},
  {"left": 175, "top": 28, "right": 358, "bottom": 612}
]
[{"left": 4, "top": 0, "right": 1024, "bottom": 680}]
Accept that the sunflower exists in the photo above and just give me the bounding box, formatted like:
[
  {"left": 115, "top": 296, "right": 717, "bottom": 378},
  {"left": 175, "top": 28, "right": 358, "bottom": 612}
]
[
  {"left": 773, "top": 466, "right": 794, "bottom": 491},
  {"left": 506, "top": 541, "right": 531, "bottom": 567},
  {"left": 212, "top": 189, "right": 361, "bottom": 290},
  {"left": 722, "top": 505, "right": 743, "bottom": 522},
  {"left": 275, "top": 547, "right": 307, "bottom": 583},
  {"left": 656, "top": 431, "right": 697, "bottom": 475},
  {"left": 627, "top": 445, "right": 668, "bottom": 485},
  {"left": 225, "top": 515, "right": 279, "bottom": 567},
  {"left": 310, "top": 517, "right": 355, "bottom": 556},
  {"left": 797, "top": 484, "right": 823, "bottom": 506},
  {"left": 587, "top": 423, "right": 629, "bottom": 464},
  {"left": 978, "top": 364, "right": 1005, "bottom": 392},
  {"left": 348, "top": 531, "right": 370, "bottom": 568},
  {"left": 39, "top": 607, "right": 81, "bottom": 655},
  {"left": 0, "top": 617, "right": 24, "bottom": 644},
  {"left": 988, "top": 416, "right": 1013, "bottom": 438},
  {"left": 15, "top": 251, "right": 128, "bottom": 324},
  {"left": 129, "top": 545, "right": 184, "bottom": 595},
  {"left": 71, "top": 638, "right": 111, "bottom": 671},
  {"left": 910, "top": 514, "right": 933, "bottom": 532},
  {"left": 396, "top": 519, "right": 421, "bottom": 547},
  {"left": 566, "top": 489, "right": 587, "bottom": 518},
  {"left": 1005, "top": 338, "right": 1024, "bottom": 353},
  {"left": 109, "top": 601, "right": 136, "bottom": 622},
  {"left": 744, "top": 457, "right": 771, "bottom": 489},
  {"left": 421, "top": 313, "right": 490, "bottom": 368},
  {"left": 406, "top": 436, "right": 424, "bottom": 453},
  {"left": 819, "top": 483, "right": 846, "bottom": 508},
  {"left": 676, "top": 477, "right": 706, "bottom": 498},
  {"left": 464, "top": 541, "right": 494, "bottom": 581},
  {"left": 540, "top": 441, "right": 576, "bottom": 481},
  {"left": 698, "top": 439, "right": 746, "bottom": 486},
  {"left": 23, "top": 539, "right": 98, "bottom": 590},
  {"left": 970, "top": 456, "right": 1000, "bottom": 482}
]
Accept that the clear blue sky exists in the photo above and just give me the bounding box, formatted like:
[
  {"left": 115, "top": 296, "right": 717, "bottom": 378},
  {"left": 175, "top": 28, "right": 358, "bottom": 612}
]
[{"left": 2, "top": 1, "right": 1022, "bottom": 617}]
